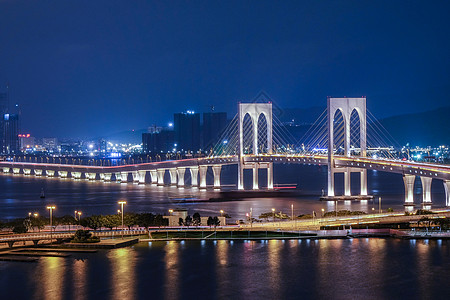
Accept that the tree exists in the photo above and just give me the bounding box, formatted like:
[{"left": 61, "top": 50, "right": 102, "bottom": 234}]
[
  {"left": 178, "top": 218, "right": 184, "bottom": 226},
  {"left": 207, "top": 216, "right": 213, "bottom": 228},
  {"left": 60, "top": 215, "right": 76, "bottom": 232},
  {"left": 193, "top": 213, "right": 201, "bottom": 227},
  {"left": 213, "top": 216, "right": 220, "bottom": 228},
  {"left": 154, "top": 214, "right": 165, "bottom": 228},
  {"left": 102, "top": 214, "right": 120, "bottom": 230},
  {"left": 31, "top": 216, "right": 46, "bottom": 232},
  {"left": 185, "top": 215, "right": 192, "bottom": 228},
  {"left": 137, "top": 213, "right": 155, "bottom": 230},
  {"left": 81, "top": 215, "right": 103, "bottom": 231},
  {"left": 124, "top": 213, "right": 138, "bottom": 229}
]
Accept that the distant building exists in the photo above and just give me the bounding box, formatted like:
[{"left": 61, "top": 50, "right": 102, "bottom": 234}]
[
  {"left": 42, "top": 138, "right": 58, "bottom": 152},
  {"left": 174, "top": 111, "right": 200, "bottom": 152},
  {"left": 2, "top": 113, "right": 19, "bottom": 154},
  {"left": 202, "top": 112, "right": 227, "bottom": 151},
  {"left": 142, "top": 126, "right": 175, "bottom": 153},
  {"left": 19, "top": 134, "right": 35, "bottom": 151}
]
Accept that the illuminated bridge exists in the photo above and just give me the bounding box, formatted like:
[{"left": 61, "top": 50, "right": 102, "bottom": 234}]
[{"left": 1, "top": 97, "right": 449, "bottom": 207}]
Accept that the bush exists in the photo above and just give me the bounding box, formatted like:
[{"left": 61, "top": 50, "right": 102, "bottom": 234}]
[{"left": 71, "top": 229, "right": 100, "bottom": 243}]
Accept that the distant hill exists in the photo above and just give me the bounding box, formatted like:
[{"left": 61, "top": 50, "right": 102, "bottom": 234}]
[{"left": 378, "top": 106, "right": 450, "bottom": 146}]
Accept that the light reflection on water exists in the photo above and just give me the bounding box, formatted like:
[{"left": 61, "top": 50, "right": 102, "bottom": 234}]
[
  {"left": 35, "top": 257, "right": 66, "bottom": 300},
  {"left": 1, "top": 239, "right": 450, "bottom": 298},
  {"left": 107, "top": 248, "right": 137, "bottom": 300}
]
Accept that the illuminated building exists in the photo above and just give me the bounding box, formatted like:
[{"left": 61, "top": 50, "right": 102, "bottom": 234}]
[{"left": 174, "top": 111, "right": 200, "bottom": 153}]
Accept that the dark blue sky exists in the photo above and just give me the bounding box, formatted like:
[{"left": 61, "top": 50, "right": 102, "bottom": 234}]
[{"left": 0, "top": 0, "right": 449, "bottom": 138}]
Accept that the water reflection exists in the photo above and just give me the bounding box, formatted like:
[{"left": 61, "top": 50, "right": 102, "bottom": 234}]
[
  {"left": 35, "top": 257, "right": 66, "bottom": 300},
  {"left": 268, "top": 240, "right": 282, "bottom": 295},
  {"left": 72, "top": 259, "right": 88, "bottom": 300},
  {"left": 108, "top": 248, "right": 137, "bottom": 300},
  {"left": 164, "top": 241, "right": 180, "bottom": 300},
  {"left": 215, "top": 240, "right": 230, "bottom": 297}
]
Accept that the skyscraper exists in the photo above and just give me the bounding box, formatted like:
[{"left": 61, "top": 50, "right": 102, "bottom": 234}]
[
  {"left": 174, "top": 111, "right": 200, "bottom": 153},
  {"left": 2, "top": 113, "right": 19, "bottom": 154},
  {"left": 202, "top": 112, "right": 227, "bottom": 151}
]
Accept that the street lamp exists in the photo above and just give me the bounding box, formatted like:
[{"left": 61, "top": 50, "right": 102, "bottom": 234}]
[
  {"left": 169, "top": 209, "right": 173, "bottom": 215},
  {"left": 272, "top": 208, "right": 276, "bottom": 224},
  {"left": 291, "top": 204, "right": 294, "bottom": 221},
  {"left": 33, "top": 213, "right": 38, "bottom": 218},
  {"left": 220, "top": 210, "right": 224, "bottom": 217},
  {"left": 77, "top": 211, "right": 82, "bottom": 224},
  {"left": 47, "top": 206, "right": 56, "bottom": 244},
  {"left": 74, "top": 210, "right": 78, "bottom": 221},
  {"left": 118, "top": 201, "right": 127, "bottom": 239},
  {"left": 321, "top": 208, "right": 325, "bottom": 217}
]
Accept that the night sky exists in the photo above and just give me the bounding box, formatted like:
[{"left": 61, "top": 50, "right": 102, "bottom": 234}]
[{"left": 0, "top": 0, "right": 449, "bottom": 139}]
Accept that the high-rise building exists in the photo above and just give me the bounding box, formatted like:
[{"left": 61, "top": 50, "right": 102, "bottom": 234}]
[
  {"left": 174, "top": 111, "right": 200, "bottom": 152},
  {"left": 19, "top": 134, "right": 35, "bottom": 151},
  {"left": 142, "top": 127, "right": 175, "bottom": 153},
  {"left": 202, "top": 112, "right": 227, "bottom": 150},
  {"left": 2, "top": 113, "right": 19, "bottom": 154}
]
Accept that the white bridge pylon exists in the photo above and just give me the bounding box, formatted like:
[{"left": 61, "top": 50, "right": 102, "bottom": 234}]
[
  {"left": 238, "top": 102, "right": 273, "bottom": 190},
  {"left": 327, "top": 97, "right": 367, "bottom": 197}
]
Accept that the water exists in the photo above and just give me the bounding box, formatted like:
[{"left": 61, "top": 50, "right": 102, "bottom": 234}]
[
  {"left": 0, "top": 164, "right": 447, "bottom": 221},
  {"left": 1, "top": 239, "right": 450, "bottom": 299}
]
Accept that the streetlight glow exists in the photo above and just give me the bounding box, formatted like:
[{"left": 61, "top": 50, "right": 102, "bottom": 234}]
[
  {"left": 118, "top": 201, "right": 127, "bottom": 239},
  {"left": 47, "top": 206, "right": 56, "bottom": 244}
]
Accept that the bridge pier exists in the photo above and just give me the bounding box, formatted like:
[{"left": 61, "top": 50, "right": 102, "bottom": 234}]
[
  {"left": 190, "top": 167, "right": 199, "bottom": 187},
  {"left": 176, "top": 168, "right": 185, "bottom": 187},
  {"left": 444, "top": 180, "right": 450, "bottom": 207},
  {"left": 238, "top": 161, "right": 244, "bottom": 190},
  {"left": 421, "top": 177, "right": 432, "bottom": 206},
  {"left": 132, "top": 171, "right": 140, "bottom": 183},
  {"left": 72, "top": 172, "right": 82, "bottom": 179},
  {"left": 32, "top": 240, "right": 39, "bottom": 246},
  {"left": 150, "top": 170, "right": 158, "bottom": 184},
  {"left": 120, "top": 172, "right": 128, "bottom": 183},
  {"left": 199, "top": 166, "right": 207, "bottom": 189},
  {"left": 403, "top": 174, "right": 415, "bottom": 205},
  {"left": 344, "top": 168, "right": 351, "bottom": 196},
  {"left": 2, "top": 167, "right": 10, "bottom": 173},
  {"left": 157, "top": 169, "right": 165, "bottom": 186},
  {"left": 115, "top": 172, "right": 122, "bottom": 182},
  {"left": 213, "top": 165, "right": 221, "bottom": 189},
  {"left": 23, "top": 168, "right": 31, "bottom": 175},
  {"left": 138, "top": 170, "right": 146, "bottom": 184},
  {"left": 169, "top": 168, "right": 177, "bottom": 186},
  {"left": 13, "top": 168, "right": 20, "bottom": 174},
  {"left": 267, "top": 162, "right": 273, "bottom": 189},
  {"left": 88, "top": 173, "right": 97, "bottom": 180},
  {"left": 34, "top": 169, "right": 43, "bottom": 176},
  {"left": 46, "top": 170, "right": 55, "bottom": 177},
  {"left": 360, "top": 169, "right": 368, "bottom": 196},
  {"left": 59, "top": 171, "right": 68, "bottom": 178},
  {"left": 103, "top": 173, "right": 112, "bottom": 182},
  {"left": 252, "top": 164, "right": 259, "bottom": 190}
]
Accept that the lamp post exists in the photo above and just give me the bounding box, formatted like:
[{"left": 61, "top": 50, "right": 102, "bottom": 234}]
[
  {"left": 77, "top": 211, "right": 82, "bottom": 225},
  {"left": 47, "top": 206, "right": 55, "bottom": 244},
  {"left": 220, "top": 210, "right": 224, "bottom": 217},
  {"left": 74, "top": 210, "right": 78, "bottom": 221},
  {"left": 118, "top": 201, "right": 127, "bottom": 239},
  {"left": 321, "top": 208, "right": 325, "bottom": 217},
  {"left": 291, "top": 204, "right": 294, "bottom": 221},
  {"left": 379, "top": 197, "right": 382, "bottom": 214},
  {"left": 272, "top": 208, "right": 275, "bottom": 223}
]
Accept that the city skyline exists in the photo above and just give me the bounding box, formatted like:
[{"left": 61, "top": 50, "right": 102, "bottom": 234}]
[{"left": 1, "top": 0, "right": 449, "bottom": 138}]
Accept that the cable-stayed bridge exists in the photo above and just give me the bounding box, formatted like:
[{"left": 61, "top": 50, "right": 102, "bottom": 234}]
[{"left": 1, "top": 97, "right": 449, "bottom": 207}]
